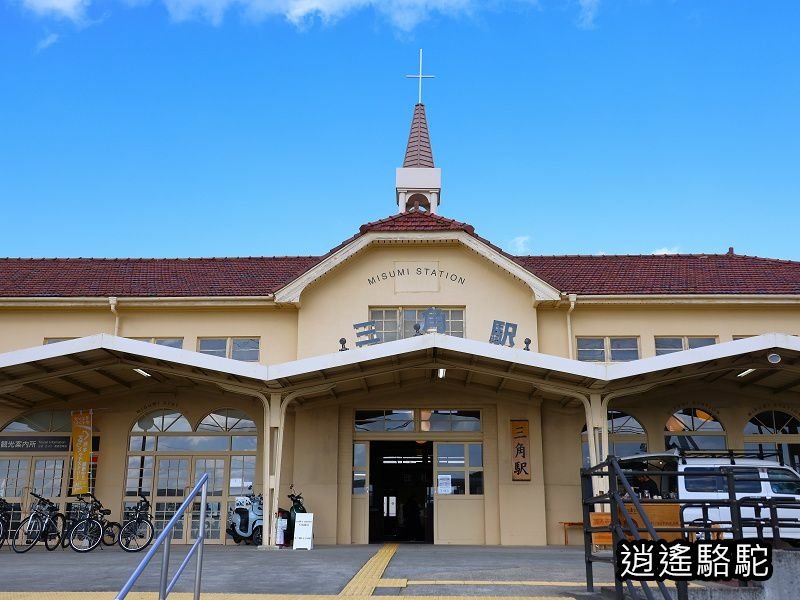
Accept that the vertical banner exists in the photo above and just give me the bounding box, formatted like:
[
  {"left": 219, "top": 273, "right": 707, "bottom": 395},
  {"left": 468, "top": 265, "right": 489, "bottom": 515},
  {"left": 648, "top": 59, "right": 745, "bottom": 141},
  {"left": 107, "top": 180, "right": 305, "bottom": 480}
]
[
  {"left": 71, "top": 411, "right": 92, "bottom": 495},
  {"left": 510, "top": 420, "right": 531, "bottom": 481}
]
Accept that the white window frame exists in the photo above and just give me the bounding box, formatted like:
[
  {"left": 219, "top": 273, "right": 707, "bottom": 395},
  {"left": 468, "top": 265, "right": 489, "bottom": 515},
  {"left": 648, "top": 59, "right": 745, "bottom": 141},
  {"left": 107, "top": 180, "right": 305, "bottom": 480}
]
[
  {"left": 576, "top": 336, "right": 640, "bottom": 362},
  {"left": 130, "top": 337, "right": 184, "bottom": 349},
  {"left": 654, "top": 336, "right": 717, "bottom": 355},
  {"left": 197, "top": 337, "right": 260, "bottom": 362},
  {"left": 369, "top": 306, "right": 465, "bottom": 343}
]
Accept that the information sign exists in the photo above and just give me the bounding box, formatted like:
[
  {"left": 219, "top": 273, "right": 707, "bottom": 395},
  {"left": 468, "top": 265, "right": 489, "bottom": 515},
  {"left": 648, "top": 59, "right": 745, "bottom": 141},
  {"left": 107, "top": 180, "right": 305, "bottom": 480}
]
[{"left": 293, "top": 513, "right": 314, "bottom": 550}]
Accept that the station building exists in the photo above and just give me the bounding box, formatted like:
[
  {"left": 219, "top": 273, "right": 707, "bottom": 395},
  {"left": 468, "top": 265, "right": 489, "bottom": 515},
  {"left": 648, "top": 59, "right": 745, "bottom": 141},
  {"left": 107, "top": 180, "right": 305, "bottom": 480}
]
[{"left": 1, "top": 102, "right": 800, "bottom": 547}]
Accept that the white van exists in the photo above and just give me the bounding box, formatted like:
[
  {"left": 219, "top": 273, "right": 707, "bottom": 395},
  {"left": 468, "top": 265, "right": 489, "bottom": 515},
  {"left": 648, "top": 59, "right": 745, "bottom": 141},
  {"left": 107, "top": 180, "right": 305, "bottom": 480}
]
[{"left": 617, "top": 450, "right": 800, "bottom": 542}]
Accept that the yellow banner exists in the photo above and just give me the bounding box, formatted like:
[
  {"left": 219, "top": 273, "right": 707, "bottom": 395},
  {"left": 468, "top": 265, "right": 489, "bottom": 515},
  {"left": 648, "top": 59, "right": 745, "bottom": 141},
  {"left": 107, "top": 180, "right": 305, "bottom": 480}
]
[{"left": 71, "top": 411, "right": 92, "bottom": 495}]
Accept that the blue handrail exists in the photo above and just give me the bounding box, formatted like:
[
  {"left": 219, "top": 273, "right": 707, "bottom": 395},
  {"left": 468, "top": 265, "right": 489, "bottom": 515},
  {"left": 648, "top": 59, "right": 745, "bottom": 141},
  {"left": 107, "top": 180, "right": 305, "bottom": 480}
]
[{"left": 116, "top": 472, "right": 209, "bottom": 600}]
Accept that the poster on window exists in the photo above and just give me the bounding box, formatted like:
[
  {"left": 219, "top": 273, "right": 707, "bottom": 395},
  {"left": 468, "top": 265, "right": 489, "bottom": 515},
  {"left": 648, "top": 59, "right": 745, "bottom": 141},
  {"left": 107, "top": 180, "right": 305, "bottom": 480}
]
[
  {"left": 511, "top": 419, "right": 531, "bottom": 481},
  {"left": 71, "top": 411, "right": 92, "bottom": 495}
]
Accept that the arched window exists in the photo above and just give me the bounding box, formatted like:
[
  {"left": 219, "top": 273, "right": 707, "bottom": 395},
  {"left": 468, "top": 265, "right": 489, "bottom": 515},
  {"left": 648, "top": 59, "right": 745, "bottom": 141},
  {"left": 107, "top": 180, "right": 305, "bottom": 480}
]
[
  {"left": 132, "top": 410, "right": 191, "bottom": 433},
  {"left": 126, "top": 407, "right": 258, "bottom": 545},
  {"left": 198, "top": 409, "right": 257, "bottom": 432},
  {"left": 582, "top": 410, "right": 648, "bottom": 466},
  {"left": 2, "top": 410, "right": 72, "bottom": 432},
  {"left": 665, "top": 408, "right": 726, "bottom": 450},
  {"left": 744, "top": 410, "right": 800, "bottom": 470}
]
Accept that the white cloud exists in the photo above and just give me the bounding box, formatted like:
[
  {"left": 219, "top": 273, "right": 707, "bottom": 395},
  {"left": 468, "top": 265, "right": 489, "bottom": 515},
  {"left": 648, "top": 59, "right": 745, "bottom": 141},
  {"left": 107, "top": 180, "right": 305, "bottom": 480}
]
[
  {"left": 16, "top": 0, "right": 593, "bottom": 31},
  {"left": 23, "top": 0, "right": 89, "bottom": 20},
  {"left": 576, "top": 0, "right": 599, "bottom": 29},
  {"left": 652, "top": 246, "right": 680, "bottom": 255},
  {"left": 508, "top": 235, "right": 531, "bottom": 254},
  {"left": 36, "top": 33, "right": 61, "bottom": 51},
  {"left": 164, "top": 0, "right": 481, "bottom": 29}
]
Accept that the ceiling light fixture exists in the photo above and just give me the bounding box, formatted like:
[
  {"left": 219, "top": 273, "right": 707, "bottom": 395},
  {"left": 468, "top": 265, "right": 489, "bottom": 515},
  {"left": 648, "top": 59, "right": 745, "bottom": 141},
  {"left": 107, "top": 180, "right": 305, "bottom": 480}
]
[
  {"left": 437, "top": 368, "right": 446, "bottom": 379},
  {"left": 737, "top": 368, "right": 756, "bottom": 378},
  {"left": 767, "top": 353, "right": 782, "bottom": 365},
  {"left": 133, "top": 368, "right": 152, "bottom": 378}
]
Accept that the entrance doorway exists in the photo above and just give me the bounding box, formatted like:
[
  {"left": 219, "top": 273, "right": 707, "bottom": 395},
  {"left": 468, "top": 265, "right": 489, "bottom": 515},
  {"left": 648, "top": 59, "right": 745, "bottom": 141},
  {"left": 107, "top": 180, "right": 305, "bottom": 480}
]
[
  {"left": 369, "top": 441, "right": 433, "bottom": 543},
  {"left": 153, "top": 457, "right": 226, "bottom": 544}
]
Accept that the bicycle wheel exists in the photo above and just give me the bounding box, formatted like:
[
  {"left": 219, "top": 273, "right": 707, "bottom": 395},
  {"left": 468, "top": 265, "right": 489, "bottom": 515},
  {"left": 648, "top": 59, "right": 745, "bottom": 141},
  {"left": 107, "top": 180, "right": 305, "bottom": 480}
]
[
  {"left": 69, "top": 518, "right": 102, "bottom": 552},
  {"left": 0, "top": 518, "right": 6, "bottom": 549},
  {"left": 44, "top": 513, "right": 65, "bottom": 551},
  {"left": 12, "top": 515, "right": 43, "bottom": 553},
  {"left": 102, "top": 521, "right": 121, "bottom": 546},
  {"left": 119, "top": 519, "right": 154, "bottom": 552}
]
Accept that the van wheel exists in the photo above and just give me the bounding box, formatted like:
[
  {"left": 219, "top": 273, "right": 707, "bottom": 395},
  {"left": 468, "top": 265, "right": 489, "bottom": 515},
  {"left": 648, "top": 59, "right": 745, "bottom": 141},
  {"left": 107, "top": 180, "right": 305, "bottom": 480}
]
[{"left": 252, "top": 526, "right": 263, "bottom": 546}]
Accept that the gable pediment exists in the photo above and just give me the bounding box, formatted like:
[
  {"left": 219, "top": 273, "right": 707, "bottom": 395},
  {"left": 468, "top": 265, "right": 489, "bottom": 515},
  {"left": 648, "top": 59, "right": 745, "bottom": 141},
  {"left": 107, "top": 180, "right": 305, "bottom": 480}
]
[{"left": 273, "top": 230, "right": 562, "bottom": 304}]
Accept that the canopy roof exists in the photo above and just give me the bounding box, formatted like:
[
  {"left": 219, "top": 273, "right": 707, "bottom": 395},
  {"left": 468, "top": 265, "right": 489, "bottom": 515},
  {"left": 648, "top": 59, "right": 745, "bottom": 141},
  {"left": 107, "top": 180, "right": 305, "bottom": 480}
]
[{"left": 1, "top": 334, "right": 799, "bottom": 413}]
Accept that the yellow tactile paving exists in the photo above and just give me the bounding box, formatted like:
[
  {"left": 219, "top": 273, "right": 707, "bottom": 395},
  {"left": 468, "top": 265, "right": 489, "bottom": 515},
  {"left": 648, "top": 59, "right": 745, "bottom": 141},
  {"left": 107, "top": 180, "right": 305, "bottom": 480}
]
[
  {"left": 373, "top": 578, "right": 409, "bottom": 587},
  {"left": 339, "top": 542, "right": 399, "bottom": 596},
  {"left": 0, "top": 595, "right": 567, "bottom": 600}
]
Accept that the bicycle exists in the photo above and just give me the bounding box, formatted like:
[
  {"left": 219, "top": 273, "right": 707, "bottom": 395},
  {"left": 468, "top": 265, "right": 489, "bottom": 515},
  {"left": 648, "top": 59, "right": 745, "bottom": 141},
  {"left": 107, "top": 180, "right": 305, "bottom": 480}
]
[
  {"left": 68, "top": 493, "right": 120, "bottom": 552},
  {"left": 118, "top": 494, "right": 154, "bottom": 552},
  {"left": 59, "top": 495, "right": 92, "bottom": 549},
  {"left": 0, "top": 497, "right": 12, "bottom": 549},
  {"left": 12, "top": 492, "right": 64, "bottom": 553}
]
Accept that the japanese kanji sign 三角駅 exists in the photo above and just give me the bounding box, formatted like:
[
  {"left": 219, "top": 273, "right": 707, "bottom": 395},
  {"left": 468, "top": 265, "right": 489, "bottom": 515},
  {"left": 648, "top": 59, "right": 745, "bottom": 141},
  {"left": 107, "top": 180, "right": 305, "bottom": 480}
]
[
  {"left": 71, "top": 411, "right": 92, "bottom": 495},
  {"left": 511, "top": 419, "right": 531, "bottom": 481}
]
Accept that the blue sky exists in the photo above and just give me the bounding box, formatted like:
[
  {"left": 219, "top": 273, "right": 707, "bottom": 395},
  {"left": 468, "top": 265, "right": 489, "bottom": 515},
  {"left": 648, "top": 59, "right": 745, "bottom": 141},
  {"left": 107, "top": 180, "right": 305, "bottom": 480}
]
[{"left": 1, "top": 1, "right": 798, "bottom": 259}]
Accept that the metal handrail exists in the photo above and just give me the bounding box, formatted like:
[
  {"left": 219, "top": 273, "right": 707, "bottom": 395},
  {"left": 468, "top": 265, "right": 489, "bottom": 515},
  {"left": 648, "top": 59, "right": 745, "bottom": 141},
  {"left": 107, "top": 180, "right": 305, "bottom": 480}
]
[{"left": 116, "top": 473, "right": 209, "bottom": 600}]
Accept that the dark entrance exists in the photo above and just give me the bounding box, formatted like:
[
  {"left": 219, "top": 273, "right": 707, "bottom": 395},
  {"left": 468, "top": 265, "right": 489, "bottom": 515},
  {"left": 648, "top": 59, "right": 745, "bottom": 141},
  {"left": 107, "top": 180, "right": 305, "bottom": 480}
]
[{"left": 369, "top": 441, "right": 433, "bottom": 543}]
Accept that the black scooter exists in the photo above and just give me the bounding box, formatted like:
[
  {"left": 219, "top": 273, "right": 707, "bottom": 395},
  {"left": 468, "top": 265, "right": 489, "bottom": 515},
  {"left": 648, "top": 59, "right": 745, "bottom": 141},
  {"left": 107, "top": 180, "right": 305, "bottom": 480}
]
[{"left": 276, "top": 484, "right": 307, "bottom": 546}]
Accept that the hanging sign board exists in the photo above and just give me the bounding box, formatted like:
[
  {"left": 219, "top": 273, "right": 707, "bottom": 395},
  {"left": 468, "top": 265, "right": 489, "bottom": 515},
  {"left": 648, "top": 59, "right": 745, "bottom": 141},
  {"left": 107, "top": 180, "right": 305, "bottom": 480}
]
[
  {"left": 293, "top": 513, "right": 314, "bottom": 550},
  {"left": 437, "top": 474, "right": 452, "bottom": 495},
  {"left": 0, "top": 436, "right": 70, "bottom": 452},
  {"left": 71, "top": 411, "right": 93, "bottom": 495},
  {"left": 511, "top": 419, "right": 531, "bottom": 481}
]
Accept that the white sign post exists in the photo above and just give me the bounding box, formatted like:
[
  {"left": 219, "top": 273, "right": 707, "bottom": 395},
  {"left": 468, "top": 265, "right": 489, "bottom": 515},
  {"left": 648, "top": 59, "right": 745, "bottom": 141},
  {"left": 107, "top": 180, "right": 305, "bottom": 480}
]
[{"left": 292, "top": 513, "right": 314, "bottom": 550}]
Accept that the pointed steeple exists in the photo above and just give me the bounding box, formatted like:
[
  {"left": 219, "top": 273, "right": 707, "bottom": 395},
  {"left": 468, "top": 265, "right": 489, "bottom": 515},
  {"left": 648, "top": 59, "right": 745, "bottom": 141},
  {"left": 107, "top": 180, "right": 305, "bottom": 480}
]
[
  {"left": 403, "top": 103, "right": 435, "bottom": 168},
  {"left": 396, "top": 103, "right": 442, "bottom": 214}
]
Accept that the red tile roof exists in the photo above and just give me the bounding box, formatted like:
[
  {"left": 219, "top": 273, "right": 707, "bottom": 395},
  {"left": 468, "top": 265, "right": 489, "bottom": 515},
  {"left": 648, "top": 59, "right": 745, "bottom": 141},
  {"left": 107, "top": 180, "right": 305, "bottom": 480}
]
[
  {"left": 0, "top": 257, "right": 320, "bottom": 297},
  {"left": 515, "top": 254, "right": 800, "bottom": 295},
  {"left": 2, "top": 212, "right": 799, "bottom": 297},
  {"left": 403, "top": 103, "right": 435, "bottom": 168}
]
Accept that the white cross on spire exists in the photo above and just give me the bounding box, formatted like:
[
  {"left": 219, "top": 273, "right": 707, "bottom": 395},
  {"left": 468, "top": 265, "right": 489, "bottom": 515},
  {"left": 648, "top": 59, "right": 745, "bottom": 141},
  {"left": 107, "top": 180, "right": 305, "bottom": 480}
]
[{"left": 406, "top": 48, "right": 435, "bottom": 105}]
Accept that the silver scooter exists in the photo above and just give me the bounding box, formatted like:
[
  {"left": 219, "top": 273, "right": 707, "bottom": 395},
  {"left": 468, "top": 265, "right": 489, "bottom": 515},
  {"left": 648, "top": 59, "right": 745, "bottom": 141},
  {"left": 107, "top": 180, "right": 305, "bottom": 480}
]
[{"left": 227, "top": 487, "right": 263, "bottom": 545}]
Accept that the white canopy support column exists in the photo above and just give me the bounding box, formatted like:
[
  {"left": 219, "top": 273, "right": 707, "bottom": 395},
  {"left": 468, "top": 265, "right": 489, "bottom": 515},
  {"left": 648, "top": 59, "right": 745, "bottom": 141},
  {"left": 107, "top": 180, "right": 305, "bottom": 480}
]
[
  {"left": 269, "top": 384, "right": 335, "bottom": 549},
  {"left": 216, "top": 383, "right": 275, "bottom": 548}
]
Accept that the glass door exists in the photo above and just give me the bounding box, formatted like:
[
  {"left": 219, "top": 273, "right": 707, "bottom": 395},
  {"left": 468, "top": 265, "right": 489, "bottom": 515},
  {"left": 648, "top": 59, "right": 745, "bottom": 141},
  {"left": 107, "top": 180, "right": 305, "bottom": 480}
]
[
  {"left": 154, "top": 457, "right": 190, "bottom": 543},
  {"left": 189, "top": 458, "right": 225, "bottom": 544}
]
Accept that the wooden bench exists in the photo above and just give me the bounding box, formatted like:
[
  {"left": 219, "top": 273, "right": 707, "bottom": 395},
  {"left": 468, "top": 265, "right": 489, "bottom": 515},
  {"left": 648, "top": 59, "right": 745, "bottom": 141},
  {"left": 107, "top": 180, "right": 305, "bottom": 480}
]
[{"left": 559, "top": 521, "right": 583, "bottom": 545}]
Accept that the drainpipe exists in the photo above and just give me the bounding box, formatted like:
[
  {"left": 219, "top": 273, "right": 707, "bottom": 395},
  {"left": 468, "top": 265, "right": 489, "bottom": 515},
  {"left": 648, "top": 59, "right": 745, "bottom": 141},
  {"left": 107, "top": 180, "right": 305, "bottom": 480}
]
[
  {"left": 565, "top": 294, "right": 577, "bottom": 359},
  {"left": 109, "top": 297, "right": 119, "bottom": 336}
]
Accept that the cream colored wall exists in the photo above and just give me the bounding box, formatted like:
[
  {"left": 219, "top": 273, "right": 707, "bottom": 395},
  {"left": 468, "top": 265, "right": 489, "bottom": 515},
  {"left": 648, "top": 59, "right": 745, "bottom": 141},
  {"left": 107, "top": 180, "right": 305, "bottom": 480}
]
[
  {"left": 291, "top": 406, "right": 340, "bottom": 545},
  {"left": 118, "top": 308, "right": 299, "bottom": 365},
  {"left": 541, "top": 404, "right": 585, "bottom": 545},
  {"left": 0, "top": 307, "right": 298, "bottom": 365},
  {"left": 0, "top": 309, "right": 114, "bottom": 352},
  {"left": 537, "top": 305, "right": 800, "bottom": 359},
  {"left": 296, "top": 244, "right": 538, "bottom": 358},
  {"left": 497, "top": 400, "right": 548, "bottom": 545}
]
